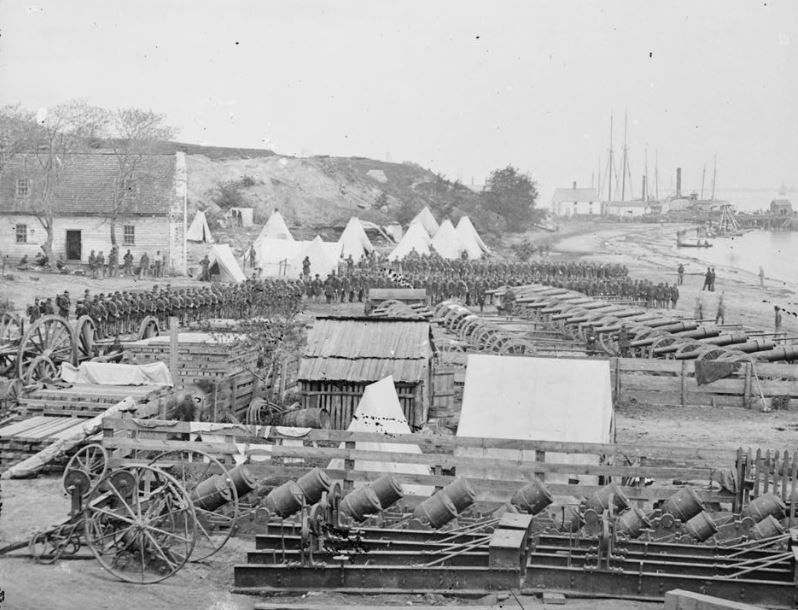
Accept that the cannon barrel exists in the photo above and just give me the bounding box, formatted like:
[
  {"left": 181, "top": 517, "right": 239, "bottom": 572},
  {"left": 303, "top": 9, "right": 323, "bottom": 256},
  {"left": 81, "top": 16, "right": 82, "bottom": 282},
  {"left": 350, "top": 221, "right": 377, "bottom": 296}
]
[
  {"left": 732, "top": 339, "right": 776, "bottom": 353},
  {"left": 594, "top": 315, "right": 662, "bottom": 334},
  {"left": 653, "top": 328, "right": 723, "bottom": 354},
  {"left": 674, "top": 334, "right": 749, "bottom": 359},
  {"left": 554, "top": 305, "right": 623, "bottom": 321},
  {"left": 629, "top": 321, "right": 700, "bottom": 347},
  {"left": 754, "top": 345, "right": 798, "bottom": 362}
]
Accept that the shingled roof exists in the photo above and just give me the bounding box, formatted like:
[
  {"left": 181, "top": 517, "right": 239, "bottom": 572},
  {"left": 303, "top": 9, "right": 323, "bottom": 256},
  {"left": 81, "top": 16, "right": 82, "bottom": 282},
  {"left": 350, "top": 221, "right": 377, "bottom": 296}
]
[{"left": 0, "top": 152, "right": 176, "bottom": 216}]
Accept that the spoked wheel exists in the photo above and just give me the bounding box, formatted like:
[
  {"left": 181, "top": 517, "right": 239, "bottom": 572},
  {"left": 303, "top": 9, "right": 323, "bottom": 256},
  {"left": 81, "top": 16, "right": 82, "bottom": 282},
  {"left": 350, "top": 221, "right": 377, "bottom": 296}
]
[
  {"left": 147, "top": 450, "right": 238, "bottom": 561},
  {"left": 84, "top": 465, "right": 196, "bottom": 584},
  {"left": 0, "top": 312, "right": 23, "bottom": 343},
  {"left": 23, "top": 355, "right": 58, "bottom": 385},
  {"left": 29, "top": 524, "right": 81, "bottom": 564},
  {"left": 17, "top": 315, "right": 77, "bottom": 382},
  {"left": 74, "top": 315, "right": 97, "bottom": 362},
  {"left": 137, "top": 316, "right": 160, "bottom": 340},
  {"left": 63, "top": 443, "right": 109, "bottom": 497}
]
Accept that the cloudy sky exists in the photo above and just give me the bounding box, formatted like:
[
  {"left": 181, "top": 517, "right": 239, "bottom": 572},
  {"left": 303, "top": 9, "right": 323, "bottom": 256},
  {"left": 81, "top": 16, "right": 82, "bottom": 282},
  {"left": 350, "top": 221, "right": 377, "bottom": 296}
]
[{"left": 1, "top": 0, "right": 796, "bottom": 200}]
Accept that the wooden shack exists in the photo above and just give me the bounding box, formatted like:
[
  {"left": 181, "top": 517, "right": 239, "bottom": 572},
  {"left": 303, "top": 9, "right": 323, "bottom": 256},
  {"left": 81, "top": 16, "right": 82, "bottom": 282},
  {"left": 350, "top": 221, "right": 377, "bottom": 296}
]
[{"left": 297, "top": 317, "right": 435, "bottom": 429}]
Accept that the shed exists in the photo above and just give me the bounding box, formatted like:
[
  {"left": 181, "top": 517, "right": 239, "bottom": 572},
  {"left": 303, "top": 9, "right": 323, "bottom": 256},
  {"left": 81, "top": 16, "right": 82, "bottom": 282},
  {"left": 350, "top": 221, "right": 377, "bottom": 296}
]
[
  {"left": 769, "top": 199, "right": 793, "bottom": 216},
  {"left": 298, "top": 317, "right": 435, "bottom": 429}
]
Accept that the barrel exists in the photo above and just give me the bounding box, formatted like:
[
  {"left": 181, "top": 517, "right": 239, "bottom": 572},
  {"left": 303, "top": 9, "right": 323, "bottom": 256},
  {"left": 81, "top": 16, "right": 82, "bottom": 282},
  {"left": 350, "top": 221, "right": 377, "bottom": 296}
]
[
  {"left": 552, "top": 505, "right": 583, "bottom": 533},
  {"left": 413, "top": 492, "right": 458, "bottom": 529},
  {"left": 441, "top": 478, "right": 476, "bottom": 513},
  {"left": 340, "top": 486, "right": 382, "bottom": 522},
  {"left": 741, "top": 493, "right": 786, "bottom": 522},
  {"left": 227, "top": 464, "right": 256, "bottom": 497},
  {"left": 510, "top": 478, "right": 553, "bottom": 515},
  {"left": 683, "top": 511, "right": 717, "bottom": 541},
  {"left": 585, "top": 483, "right": 629, "bottom": 513},
  {"left": 660, "top": 487, "right": 704, "bottom": 522},
  {"left": 280, "top": 408, "right": 331, "bottom": 429},
  {"left": 749, "top": 515, "right": 785, "bottom": 540},
  {"left": 296, "top": 468, "right": 331, "bottom": 504},
  {"left": 264, "top": 481, "right": 304, "bottom": 518},
  {"left": 615, "top": 507, "right": 651, "bottom": 538},
  {"left": 190, "top": 474, "right": 233, "bottom": 512},
  {"left": 370, "top": 475, "right": 403, "bottom": 510}
]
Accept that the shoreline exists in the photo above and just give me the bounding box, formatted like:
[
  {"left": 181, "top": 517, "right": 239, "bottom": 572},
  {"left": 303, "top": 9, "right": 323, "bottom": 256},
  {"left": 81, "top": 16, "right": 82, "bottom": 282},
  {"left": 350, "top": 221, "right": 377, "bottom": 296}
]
[{"left": 548, "top": 220, "right": 797, "bottom": 333}]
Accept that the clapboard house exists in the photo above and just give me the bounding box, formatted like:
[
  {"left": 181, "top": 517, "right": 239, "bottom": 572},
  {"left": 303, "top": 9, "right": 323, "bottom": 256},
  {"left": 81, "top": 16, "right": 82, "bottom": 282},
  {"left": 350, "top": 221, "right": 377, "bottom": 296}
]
[
  {"left": 298, "top": 317, "right": 435, "bottom": 430},
  {"left": 0, "top": 151, "right": 187, "bottom": 273}
]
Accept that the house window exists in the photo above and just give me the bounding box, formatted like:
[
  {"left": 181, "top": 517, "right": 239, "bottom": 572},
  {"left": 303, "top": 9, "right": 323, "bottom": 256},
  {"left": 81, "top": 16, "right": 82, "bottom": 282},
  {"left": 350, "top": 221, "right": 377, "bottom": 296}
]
[
  {"left": 16, "top": 178, "right": 30, "bottom": 197},
  {"left": 15, "top": 223, "right": 27, "bottom": 243},
  {"left": 123, "top": 225, "right": 135, "bottom": 246}
]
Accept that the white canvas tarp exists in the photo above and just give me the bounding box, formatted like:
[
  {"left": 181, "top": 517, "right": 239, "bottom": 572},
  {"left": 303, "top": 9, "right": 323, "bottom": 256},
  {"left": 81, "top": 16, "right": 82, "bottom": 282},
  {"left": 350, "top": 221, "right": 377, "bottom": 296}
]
[
  {"left": 455, "top": 216, "right": 489, "bottom": 259},
  {"left": 257, "top": 210, "right": 294, "bottom": 241},
  {"left": 456, "top": 355, "right": 614, "bottom": 487},
  {"left": 431, "top": 218, "right": 465, "bottom": 260},
  {"left": 186, "top": 210, "right": 214, "bottom": 243},
  {"left": 60, "top": 361, "right": 173, "bottom": 386},
  {"left": 388, "top": 221, "right": 432, "bottom": 260},
  {"left": 208, "top": 243, "right": 247, "bottom": 283},
  {"left": 329, "top": 376, "right": 433, "bottom": 497},
  {"left": 338, "top": 217, "right": 374, "bottom": 262},
  {"left": 411, "top": 206, "right": 439, "bottom": 237}
]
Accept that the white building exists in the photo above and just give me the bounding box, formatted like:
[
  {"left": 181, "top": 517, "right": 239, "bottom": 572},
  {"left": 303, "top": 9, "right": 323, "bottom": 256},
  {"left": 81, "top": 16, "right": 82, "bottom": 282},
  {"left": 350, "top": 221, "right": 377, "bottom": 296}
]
[
  {"left": 605, "top": 201, "right": 651, "bottom": 217},
  {"left": 551, "top": 183, "right": 602, "bottom": 217}
]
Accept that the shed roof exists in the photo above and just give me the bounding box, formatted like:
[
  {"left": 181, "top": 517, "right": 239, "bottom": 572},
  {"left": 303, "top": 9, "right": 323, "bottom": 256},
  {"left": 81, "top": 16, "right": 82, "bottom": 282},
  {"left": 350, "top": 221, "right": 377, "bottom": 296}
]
[{"left": 0, "top": 152, "right": 175, "bottom": 215}]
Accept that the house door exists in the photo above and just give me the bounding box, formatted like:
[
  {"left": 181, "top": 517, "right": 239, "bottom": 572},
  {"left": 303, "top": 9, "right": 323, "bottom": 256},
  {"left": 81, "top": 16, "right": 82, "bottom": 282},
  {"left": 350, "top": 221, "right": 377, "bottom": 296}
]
[{"left": 66, "top": 230, "right": 82, "bottom": 261}]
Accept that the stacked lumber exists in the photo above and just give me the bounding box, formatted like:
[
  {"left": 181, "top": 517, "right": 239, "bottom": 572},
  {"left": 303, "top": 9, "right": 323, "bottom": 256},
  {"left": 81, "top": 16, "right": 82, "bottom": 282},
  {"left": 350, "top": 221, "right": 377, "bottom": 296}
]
[
  {"left": 17, "top": 383, "right": 170, "bottom": 418},
  {"left": 125, "top": 333, "right": 259, "bottom": 419},
  {"left": 0, "top": 416, "right": 87, "bottom": 469}
]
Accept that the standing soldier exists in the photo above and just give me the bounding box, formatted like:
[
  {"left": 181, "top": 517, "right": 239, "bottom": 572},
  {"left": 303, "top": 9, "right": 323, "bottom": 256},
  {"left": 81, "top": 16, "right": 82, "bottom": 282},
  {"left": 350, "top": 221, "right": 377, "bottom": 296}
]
[
  {"left": 108, "top": 245, "right": 119, "bottom": 278},
  {"left": 677, "top": 263, "right": 685, "bottom": 286},
  {"left": 97, "top": 251, "right": 106, "bottom": 278},
  {"left": 715, "top": 292, "right": 726, "bottom": 325},
  {"left": 88, "top": 250, "right": 97, "bottom": 279},
  {"left": 123, "top": 249, "right": 134, "bottom": 276},
  {"left": 56, "top": 290, "right": 71, "bottom": 319},
  {"left": 154, "top": 251, "right": 163, "bottom": 279},
  {"left": 140, "top": 252, "right": 150, "bottom": 278},
  {"left": 27, "top": 298, "right": 42, "bottom": 323}
]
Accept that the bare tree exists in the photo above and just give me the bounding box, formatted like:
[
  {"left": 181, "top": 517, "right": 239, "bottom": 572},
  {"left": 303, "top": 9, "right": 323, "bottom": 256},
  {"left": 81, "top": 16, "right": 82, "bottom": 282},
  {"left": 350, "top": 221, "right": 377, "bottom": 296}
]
[{"left": 105, "top": 108, "right": 175, "bottom": 245}]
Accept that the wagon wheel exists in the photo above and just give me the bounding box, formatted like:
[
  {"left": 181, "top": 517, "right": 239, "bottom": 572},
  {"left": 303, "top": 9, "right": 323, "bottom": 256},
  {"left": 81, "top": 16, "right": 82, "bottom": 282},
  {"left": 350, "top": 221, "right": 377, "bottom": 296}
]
[
  {"left": 458, "top": 316, "right": 481, "bottom": 340},
  {"left": 147, "top": 450, "right": 238, "bottom": 561},
  {"left": 696, "top": 347, "right": 729, "bottom": 362},
  {"left": 649, "top": 335, "right": 679, "bottom": 358},
  {"left": 673, "top": 342, "right": 705, "bottom": 360},
  {"left": 487, "top": 333, "right": 513, "bottom": 353},
  {"left": 498, "top": 337, "right": 534, "bottom": 356},
  {"left": 0, "top": 376, "right": 23, "bottom": 413},
  {"left": 62, "top": 443, "right": 108, "bottom": 497},
  {"left": 0, "top": 312, "right": 23, "bottom": 343},
  {"left": 474, "top": 326, "right": 500, "bottom": 350},
  {"left": 17, "top": 315, "right": 77, "bottom": 382},
  {"left": 23, "top": 355, "right": 58, "bottom": 385},
  {"left": 138, "top": 316, "right": 160, "bottom": 340},
  {"left": 74, "top": 315, "right": 97, "bottom": 362},
  {"left": 84, "top": 465, "right": 196, "bottom": 584}
]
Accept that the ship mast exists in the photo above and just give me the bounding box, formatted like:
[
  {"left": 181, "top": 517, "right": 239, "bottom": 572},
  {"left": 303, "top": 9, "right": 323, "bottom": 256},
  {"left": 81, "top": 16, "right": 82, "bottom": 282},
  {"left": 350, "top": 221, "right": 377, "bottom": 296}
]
[
  {"left": 711, "top": 154, "right": 717, "bottom": 201},
  {"left": 620, "top": 112, "right": 628, "bottom": 201},
  {"left": 606, "top": 114, "right": 614, "bottom": 203},
  {"left": 700, "top": 164, "right": 706, "bottom": 200},
  {"left": 654, "top": 149, "right": 659, "bottom": 200}
]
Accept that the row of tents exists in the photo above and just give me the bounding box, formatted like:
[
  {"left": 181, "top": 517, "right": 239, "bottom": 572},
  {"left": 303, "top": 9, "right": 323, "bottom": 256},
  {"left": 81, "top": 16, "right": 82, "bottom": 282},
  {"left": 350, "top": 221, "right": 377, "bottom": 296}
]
[{"left": 186, "top": 205, "right": 490, "bottom": 281}]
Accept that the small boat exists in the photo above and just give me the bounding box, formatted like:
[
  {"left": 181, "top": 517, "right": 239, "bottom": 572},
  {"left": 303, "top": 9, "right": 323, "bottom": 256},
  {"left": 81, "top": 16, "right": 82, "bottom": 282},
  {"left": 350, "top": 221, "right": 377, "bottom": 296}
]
[{"left": 677, "top": 239, "right": 713, "bottom": 248}]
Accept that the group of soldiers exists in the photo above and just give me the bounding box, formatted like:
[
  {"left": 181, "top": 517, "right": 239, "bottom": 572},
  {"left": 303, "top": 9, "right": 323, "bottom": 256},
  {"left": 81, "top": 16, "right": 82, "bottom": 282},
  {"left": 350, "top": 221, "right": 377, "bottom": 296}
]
[{"left": 87, "top": 247, "right": 166, "bottom": 279}]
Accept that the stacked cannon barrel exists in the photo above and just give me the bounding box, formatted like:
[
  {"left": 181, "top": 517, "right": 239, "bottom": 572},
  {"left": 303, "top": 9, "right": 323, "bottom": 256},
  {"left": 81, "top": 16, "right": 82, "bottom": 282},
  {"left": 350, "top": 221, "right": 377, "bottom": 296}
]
[{"left": 434, "top": 301, "right": 535, "bottom": 355}]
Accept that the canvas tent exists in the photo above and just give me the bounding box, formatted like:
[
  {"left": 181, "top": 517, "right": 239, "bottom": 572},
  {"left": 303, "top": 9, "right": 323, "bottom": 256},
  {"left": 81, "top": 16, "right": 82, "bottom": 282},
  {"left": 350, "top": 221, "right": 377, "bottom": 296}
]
[
  {"left": 455, "top": 216, "right": 489, "bottom": 259},
  {"left": 328, "top": 376, "right": 433, "bottom": 496},
  {"left": 388, "top": 221, "right": 432, "bottom": 260},
  {"left": 252, "top": 237, "right": 305, "bottom": 277},
  {"left": 257, "top": 210, "right": 294, "bottom": 241},
  {"left": 431, "top": 218, "right": 465, "bottom": 260},
  {"left": 186, "top": 210, "right": 214, "bottom": 243},
  {"left": 291, "top": 236, "right": 341, "bottom": 279},
  {"left": 411, "top": 207, "right": 439, "bottom": 237},
  {"left": 338, "top": 217, "right": 374, "bottom": 262},
  {"left": 456, "top": 355, "right": 613, "bottom": 487},
  {"left": 208, "top": 243, "right": 247, "bottom": 283}
]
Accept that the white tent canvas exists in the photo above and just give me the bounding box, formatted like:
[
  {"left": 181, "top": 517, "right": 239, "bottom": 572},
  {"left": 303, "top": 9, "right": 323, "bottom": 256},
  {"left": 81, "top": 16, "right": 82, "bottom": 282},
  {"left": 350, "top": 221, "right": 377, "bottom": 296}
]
[
  {"left": 329, "top": 376, "right": 433, "bottom": 497},
  {"left": 388, "top": 221, "right": 432, "bottom": 260},
  {"left": 338, "top": 217, "right": 374, "bottom": 262},
  {"left": 253, "top": 237, "right": 305, "bottom": 277},
  {"left": 411, "top": 207, "right": 439, "bottom": 237},
  {"left": 431, "top": 218, "right": 465, "bottom": 260},
  {"left": 186, "top": 210, "right": 214, "bottom": 243},
  {"left": 257, "top": 210, "right": 294, "bottom": 241},
  {"left": 208, "top": 244, "right": 246, "bottom": 283},
  {"left": 456, "top": 216, "right": 489, "bottom": 259},
  {"left": 456, "top": 355, "right": 613, "bottom": 487},
  {"left": 291, "top": 236, "right": 340, "bottom": 279}
]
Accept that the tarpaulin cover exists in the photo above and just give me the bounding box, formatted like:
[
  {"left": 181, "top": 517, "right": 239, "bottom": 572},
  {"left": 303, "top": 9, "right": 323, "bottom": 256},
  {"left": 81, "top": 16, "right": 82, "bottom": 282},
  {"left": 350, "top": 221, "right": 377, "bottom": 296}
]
[
  {"left": 694, "top": 360, "right": 742, "bottom": 385},
  {"left": 60, "top": 361, "right": 173, "bottom": 386}
]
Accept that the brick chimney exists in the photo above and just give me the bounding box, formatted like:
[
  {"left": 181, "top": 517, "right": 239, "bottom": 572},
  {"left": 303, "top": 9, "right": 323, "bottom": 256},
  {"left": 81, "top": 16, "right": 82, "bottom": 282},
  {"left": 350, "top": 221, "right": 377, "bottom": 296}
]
[
  {"left": 676, "top": 168, "right": 682, "bottom": 198},
  {"left": 573, "top": 181, "right": 577, "bottom": 190}
]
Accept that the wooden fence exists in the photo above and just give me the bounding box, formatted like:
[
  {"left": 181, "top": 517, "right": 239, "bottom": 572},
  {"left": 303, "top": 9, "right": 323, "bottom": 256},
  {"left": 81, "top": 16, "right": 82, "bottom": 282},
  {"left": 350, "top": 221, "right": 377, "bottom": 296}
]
[
  {"left": 613, "top": 358, "right": 798, "bottom": 409},
  {"left": 101, "top": 417, "right": 755, "bottom": 510}
]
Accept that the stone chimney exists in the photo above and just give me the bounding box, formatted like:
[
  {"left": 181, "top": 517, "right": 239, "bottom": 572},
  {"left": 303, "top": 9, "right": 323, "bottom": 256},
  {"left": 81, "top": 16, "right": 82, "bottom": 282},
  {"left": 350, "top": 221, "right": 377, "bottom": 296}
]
[{"left": 676, "top": 168, "right": 682, "bottom": 198}]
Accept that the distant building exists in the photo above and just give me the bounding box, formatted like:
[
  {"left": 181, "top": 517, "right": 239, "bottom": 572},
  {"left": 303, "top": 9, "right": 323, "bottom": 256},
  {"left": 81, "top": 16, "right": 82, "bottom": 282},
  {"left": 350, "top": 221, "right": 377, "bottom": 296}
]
[
  {"left": 770, "top": 198, "right": 793, "bottom": 216},
  {"left": 0, "top": 151, "right": 187, "bottom": 273},
  {"left": 605, "top": 201, "right": 651, "bottom": 217},
  {"left": 551, "top": 182, "right": 602, "bottom": 217}
]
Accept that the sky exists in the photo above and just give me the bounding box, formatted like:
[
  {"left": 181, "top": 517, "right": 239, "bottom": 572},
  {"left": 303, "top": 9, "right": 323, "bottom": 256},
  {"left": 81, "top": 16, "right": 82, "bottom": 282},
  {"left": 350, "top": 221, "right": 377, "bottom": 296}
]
[{"left": 1, "top": 0, "right": 797, "bottom": 202}]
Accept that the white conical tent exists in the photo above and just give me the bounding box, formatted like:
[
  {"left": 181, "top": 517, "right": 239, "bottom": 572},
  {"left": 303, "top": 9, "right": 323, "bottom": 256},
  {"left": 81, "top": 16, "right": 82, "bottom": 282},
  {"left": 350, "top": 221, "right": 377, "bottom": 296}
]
[
  {"left": 328, "top": 376, "right": 433, "bottom": 497},
  {"left": 411, "top": 207, "right": 439, "bottom": 237},
  {"left": 388, "top": 221, "right": 432, "bottom": 260},
  {"left": 455, "top": 216, "right": 489, "bottom": 259},
  {"left": 257, "top": 210, "right": 294, "bottom": 241},
  {"left": 186, "top": 210, "right": 214, "bottom": 243},
  {"left": 338, "top": 217, "right": 374, "bottom": 262},
  {"left": 207, "top": 244, "right": 246, "bottom": 283},
  {"left": 431, "top": 218, "right": 465, "bottom": 260},
  {"left": 253, "top": 237, "right": 305, "bottom": 277},
  {"left": 291, "top": 236, "right": 340, "bottom": 279}
]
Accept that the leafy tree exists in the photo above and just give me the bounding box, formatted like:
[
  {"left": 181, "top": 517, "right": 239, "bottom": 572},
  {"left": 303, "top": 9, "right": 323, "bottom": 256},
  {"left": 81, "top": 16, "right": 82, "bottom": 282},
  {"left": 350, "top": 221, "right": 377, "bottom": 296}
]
[
  {"left": 212, "top": 179, "right": 248, "bottom": 209},
  {"left": 395, "top": 198, "right": 417, "bottom": 226},
  {"left": 481, "top": 166, "right": 541, "bottom": 231},
  {"left": 374, "top": 191, "right": 389, "bottom": 209}
]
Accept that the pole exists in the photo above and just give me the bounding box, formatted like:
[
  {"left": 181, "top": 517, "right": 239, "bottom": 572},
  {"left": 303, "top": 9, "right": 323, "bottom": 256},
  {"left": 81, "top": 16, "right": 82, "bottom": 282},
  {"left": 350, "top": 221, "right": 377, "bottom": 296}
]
[
  {"left": 655, "top": 150, "right": 659, "bottom": 200},
  {"left": 700, "top": 164, "right": 706, "bottom": 200},
  {"left": 607, "top": 114, "right": 614, "bottom": 204},
  {"left": 711, "top": 154, "right": 717, "bottom": 201},
  {"left": 620, "top": 112, "right": 628, "bottom": 202},
  {"left": 169, "top": 316, "right": 179, "bottom": 388}
]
